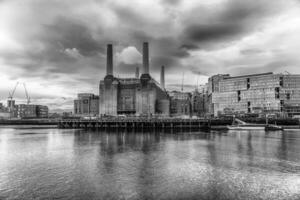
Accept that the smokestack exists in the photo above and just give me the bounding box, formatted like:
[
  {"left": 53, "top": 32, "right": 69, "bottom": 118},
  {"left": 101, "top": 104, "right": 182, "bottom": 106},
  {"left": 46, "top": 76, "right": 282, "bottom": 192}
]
[
  {"left": 106, "top": 44, "right": 113, "bottom": 76},
  {"left": 135, "top": 67, "right": 139, "bottom": 78},
  {"left": 160, "top": 65, "right": 165, "bottom": 89},
  {"left": 142, "top": 42, "right": 149, "bottom": 74}
]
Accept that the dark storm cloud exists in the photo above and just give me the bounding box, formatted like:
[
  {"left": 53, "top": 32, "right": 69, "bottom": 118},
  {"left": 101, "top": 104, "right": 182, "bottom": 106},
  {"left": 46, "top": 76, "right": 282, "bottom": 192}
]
[
  {"left": 151, "top": 56, "right": 180, "bottom": 72},
  {"left": 43, "top": 17, "right": 105, "bottom": 57},
  {"left": 1, "top": 0, "right": 288, "bottom": 78},
  {"left": 0, "top": 13, "right": 107, "bottom": 81},
  {"left": 181, "top": 0, "right": 287, "bottom": 50},
  {"left": 184, "top": 23, "right": 242, "bottom": 42}
]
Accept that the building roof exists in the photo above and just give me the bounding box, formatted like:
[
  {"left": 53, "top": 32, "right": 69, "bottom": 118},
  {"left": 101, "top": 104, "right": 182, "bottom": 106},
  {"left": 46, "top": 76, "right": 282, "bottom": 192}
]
[
  {"left": 117, "top": 78, "right": 140, "bottom": 84},
  {"left": 114, "top": 76, "right": 165, "bottom": 90},
  {"left": 224, "top": 72, "right": 274, "bottom": 79}
]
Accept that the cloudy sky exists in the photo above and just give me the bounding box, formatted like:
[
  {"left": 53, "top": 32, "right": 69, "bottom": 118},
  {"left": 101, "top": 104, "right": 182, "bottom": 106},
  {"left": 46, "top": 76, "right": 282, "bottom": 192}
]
[{"left": 1, "top": 0, "right": 300, "bottom": 112}]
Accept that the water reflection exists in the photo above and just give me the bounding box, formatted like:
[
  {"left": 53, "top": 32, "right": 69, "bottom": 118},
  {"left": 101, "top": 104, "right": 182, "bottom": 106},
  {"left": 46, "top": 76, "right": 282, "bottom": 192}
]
[{"left": 0, "top": 128, "right": 300, "bottom": 200}]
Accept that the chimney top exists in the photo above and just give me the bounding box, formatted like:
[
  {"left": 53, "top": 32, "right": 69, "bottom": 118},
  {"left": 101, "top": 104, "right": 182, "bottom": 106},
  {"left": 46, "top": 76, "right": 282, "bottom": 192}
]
[{"left": 106, "top": 44, "right": 113, "bottom": 76}]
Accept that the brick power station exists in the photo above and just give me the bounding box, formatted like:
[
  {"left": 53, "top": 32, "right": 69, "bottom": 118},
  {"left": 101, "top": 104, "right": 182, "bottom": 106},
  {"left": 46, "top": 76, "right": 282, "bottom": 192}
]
[{"left": 99, "top": 42, "right": 170, "bottom": 116}]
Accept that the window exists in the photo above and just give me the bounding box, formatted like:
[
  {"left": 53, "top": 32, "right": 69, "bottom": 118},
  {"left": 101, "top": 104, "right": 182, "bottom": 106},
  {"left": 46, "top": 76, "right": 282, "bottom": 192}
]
[
  {"left": 247, "top": 78, "right": 250, "bottom": 89},
  {"left": 280, "top": 100, "right": 284, "bottom": 112},
  {"left": 275, "top": 87, "right": 280, "bottom": 99},
  {"left": 279, "top": 76, "right": 283, "bottom": 87}
]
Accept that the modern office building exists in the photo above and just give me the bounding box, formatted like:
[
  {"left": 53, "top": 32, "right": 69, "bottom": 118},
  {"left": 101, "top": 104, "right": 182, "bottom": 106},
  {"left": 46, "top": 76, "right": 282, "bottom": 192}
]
[
  {"left": 208, "top": 72, "right": 300, "bottom": 117},
  {"left": 74, "top": 93, "right": 99, "bottom": 116},
  {"left": 16, "top": 104, "right": 49, "bottom": 119},
  {"left": 17, "top": 104, "right": 37, "bottom": 118},
  {"left": 99, "top": 42, "right": 170, "bottom": 116}
]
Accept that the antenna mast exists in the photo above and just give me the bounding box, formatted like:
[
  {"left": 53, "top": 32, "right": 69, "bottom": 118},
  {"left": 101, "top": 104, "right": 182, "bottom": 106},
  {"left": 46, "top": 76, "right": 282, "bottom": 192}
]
[{"left": 181, "top": 72, "right": 184, "bottom": 92}]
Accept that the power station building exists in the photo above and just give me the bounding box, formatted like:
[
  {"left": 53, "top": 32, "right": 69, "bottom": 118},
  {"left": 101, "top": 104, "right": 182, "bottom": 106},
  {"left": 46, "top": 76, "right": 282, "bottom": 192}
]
[
  {"left": 208, "top": 72, "right": 300, "bottom": 117},
  {"left": 74, "top": 93, "right": 99, "bottom": 116},
  {"left": 99, "top": 42, "right": 170, "bottom": 116}
]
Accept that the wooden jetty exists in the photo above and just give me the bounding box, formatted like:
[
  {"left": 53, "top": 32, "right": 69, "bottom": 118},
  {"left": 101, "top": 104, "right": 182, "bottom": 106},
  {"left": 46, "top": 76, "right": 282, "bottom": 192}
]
[{"left": 58, "top": 118, "right": 230, "bottom": 131}]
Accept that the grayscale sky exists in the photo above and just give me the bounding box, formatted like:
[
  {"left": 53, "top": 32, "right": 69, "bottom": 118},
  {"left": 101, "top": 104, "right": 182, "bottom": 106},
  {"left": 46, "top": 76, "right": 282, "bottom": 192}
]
[{"left": 1, "top": 0, "right": 300, "bottom": 112}]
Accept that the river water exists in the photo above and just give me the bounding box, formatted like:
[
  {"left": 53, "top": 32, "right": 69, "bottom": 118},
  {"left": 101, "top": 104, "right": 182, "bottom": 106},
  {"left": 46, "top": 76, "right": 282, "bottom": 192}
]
[{"left": 0, "top": 128, "right": 300, "bottom": 200}]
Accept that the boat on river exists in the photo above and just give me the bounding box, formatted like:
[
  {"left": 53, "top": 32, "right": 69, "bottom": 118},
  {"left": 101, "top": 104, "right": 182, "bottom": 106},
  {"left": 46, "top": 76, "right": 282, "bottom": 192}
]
[
  {"left": 265, "top": 124, "right": 283, "bottom": 131},
  {"left": 227, "top": 118, "right": 283, "bottom": 131},
  {"left": 227, "top": 124, "right": 265, "bottom": 130}
]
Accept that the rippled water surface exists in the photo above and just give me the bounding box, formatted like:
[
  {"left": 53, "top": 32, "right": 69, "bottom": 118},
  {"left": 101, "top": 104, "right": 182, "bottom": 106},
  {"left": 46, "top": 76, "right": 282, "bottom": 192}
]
[{"left": 0, "top": 128, "right": 300, "bottom": 200}]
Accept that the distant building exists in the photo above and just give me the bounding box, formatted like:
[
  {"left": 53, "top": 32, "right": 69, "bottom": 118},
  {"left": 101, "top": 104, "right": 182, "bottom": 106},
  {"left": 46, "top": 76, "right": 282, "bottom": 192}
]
[
  {"left": 99, "top": 42, "right": 170, "bottom": 116},
  {"left": 169, "top": 91, "right": 191, "bottom": 117},
  {"left": 7, "top": 100, "right": 17, "bottom": 118},
  {"left": 37, "top": 105, "right": 49, "bottom": 118},
  {"left": 191, "top": 89, "right": 208, "bottom": 117},
  {"left": 0, "top": 103, "right": 10, "bottom": 119},
  {"left": 16, "top": 104, "right": 49, "bottom": 119},
  {"left": 62, "top": 112, "right": 73, "bottom": 118},
  {"left": 74, "top": 93, "right": 99, "bottom": 116},
  {"left": 7, "top": 100, "right": 15, "bottom": 109},
  {"left": 17, "top": 104, "right": 37, "bottom": 118},
  {"left": 208, "top": 72, "right": 300, "bottom": 117}
]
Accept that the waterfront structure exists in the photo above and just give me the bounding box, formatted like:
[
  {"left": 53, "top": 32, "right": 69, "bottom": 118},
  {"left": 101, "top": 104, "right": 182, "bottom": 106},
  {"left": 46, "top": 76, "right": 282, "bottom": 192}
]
[
  {"left": 208, "top": 72, "right": 300, "bottom": 117},
  {"left": 7, "top": 100, "right": 17, "bottom": 117},
  {"left": 169, "top": 91, "right": 191, "bottom": 117},
  {"left": 0, "top": 111, "right": 10, "bottom": 119},
  {"left": 58, "top": 118, "right": 213, "bottom": 130},
  {"left": 99, "top": 42, "right": 170, "bottom": 116},
  {"left": 74, "top": 93, "right": 99, "bottom": 116}
]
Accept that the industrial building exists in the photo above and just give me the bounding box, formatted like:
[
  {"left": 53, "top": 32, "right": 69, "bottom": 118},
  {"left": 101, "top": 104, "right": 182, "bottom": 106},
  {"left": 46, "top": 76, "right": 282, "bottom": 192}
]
[
  {"left": 99, "top": 42, "right": 170, "bottom": 116},
  {"left": 169, "top": 91, "right": 191, "bottom": 117},
  {"left": 191, "top": 89, "right": 209, "bottom": 117},
  {"left": 74, "top": 93, "right": 99, "bottom": 116},
  {"left": 208, "top": 72, "right": 300, "bottom": 117}
]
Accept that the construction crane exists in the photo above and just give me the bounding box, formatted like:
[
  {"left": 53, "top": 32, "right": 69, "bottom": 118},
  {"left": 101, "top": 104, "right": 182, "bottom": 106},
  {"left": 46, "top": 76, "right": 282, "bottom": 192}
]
[
  {"left": 8, "top": 82, "right": 19, "bottom": 108},
  {"left": 7, "top": 82, "right": 19, "bottom": 117},
  {"left": 181, "top": 72, "right": 185, "bottom": 92},
  {"left": 23, "top": 83, "right": 31, "bottom": 105}
]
